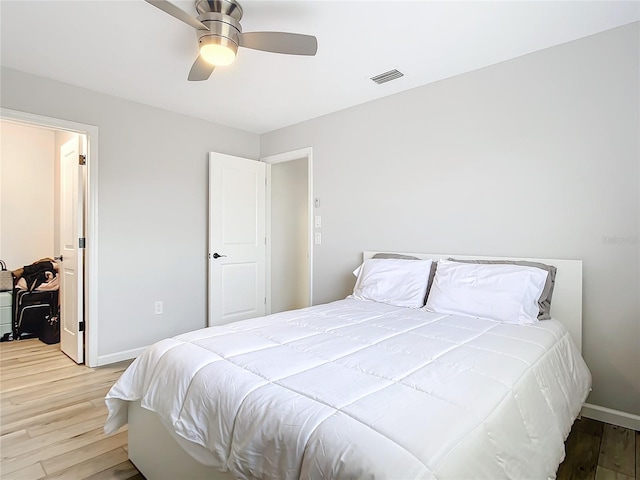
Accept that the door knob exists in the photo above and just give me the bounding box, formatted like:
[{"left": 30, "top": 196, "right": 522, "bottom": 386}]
[{"left": 212, "top": 253, "right": 227, "bottom": 259}]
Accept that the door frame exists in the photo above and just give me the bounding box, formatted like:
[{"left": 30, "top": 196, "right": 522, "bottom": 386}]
[
  {"left": 261, "top": 147, "right": 314, "bottom": 313},
  {"left": 1, "top": 108, "right": 99, "bottom": 367}
]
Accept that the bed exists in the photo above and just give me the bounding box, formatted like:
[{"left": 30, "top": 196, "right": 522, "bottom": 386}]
[{"left": 105, "top": 252, "right": 591, "bottom": 480}]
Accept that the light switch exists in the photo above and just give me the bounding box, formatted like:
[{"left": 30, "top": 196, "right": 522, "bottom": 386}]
[
  {"left": 315, "top": 216, "right": 322, "bottom": 228},
  {"left": 314, "top": 233, "right": 322, "bottom": 245}
]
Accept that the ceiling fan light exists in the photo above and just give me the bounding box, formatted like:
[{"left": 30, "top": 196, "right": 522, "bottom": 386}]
[{"left": 200, "top": 37, "right": 237, "bottom": 66}]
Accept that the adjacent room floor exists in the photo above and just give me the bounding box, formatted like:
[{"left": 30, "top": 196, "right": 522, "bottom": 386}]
[{"left": 0, "top": 339, "right": 637, "bottom": 480}]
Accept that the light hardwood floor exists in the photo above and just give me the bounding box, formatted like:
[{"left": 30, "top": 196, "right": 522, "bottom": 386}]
[
  {"left": 0, "top": 339, "right": 139, "bottom": 480},
  {"left": 1, "top": 339, "right": 638, "bottom": 480}
]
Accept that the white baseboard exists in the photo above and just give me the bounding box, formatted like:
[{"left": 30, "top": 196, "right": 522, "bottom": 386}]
[
  {"left": 96, "top": 346, "right": 147, "bottom": 366},
  {"left": 581, "top": 403, "right": 640, "bottom": 431}
]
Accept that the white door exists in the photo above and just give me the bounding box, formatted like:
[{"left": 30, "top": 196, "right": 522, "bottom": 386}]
[
  {"left": 59, "top": 137, "right": 84, "bottom": 363},
  {"left": 208, "top": 153, "right": 266, "bottom": 326}
]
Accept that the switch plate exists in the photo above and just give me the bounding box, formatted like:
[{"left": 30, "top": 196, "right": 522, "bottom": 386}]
[
  {"left": 314, "top": 198, "right": 320, "bottom": 208},
  {"left": 315, "top": 215, "right": 322, "bottom": 228},
  {"left": 314, "top": 233, "right": 322, "bottom": 245},
  {"left": 155, "top": 301, "right": 163, "bottom": 314}
]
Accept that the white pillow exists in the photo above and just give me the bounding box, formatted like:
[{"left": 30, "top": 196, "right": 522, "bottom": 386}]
[
  {"left": 423, "top": 260, "right": 548, "bottom": 324},
  {"left": 351, "top": 258, "right": 433, "bottom": 308}
]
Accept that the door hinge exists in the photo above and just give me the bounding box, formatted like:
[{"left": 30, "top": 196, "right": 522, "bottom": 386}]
[
  {"left": 79, "top": 321, "right": 85, "bottom": 332},
  {"left": 79, "top": 154, "right": 86, "bottom": 165},
  {"left": 79, "top": 237, "right": 86, "bottom": 249},
  {"left": 264, "top": 297, "right": 267, "bottom": 305}
]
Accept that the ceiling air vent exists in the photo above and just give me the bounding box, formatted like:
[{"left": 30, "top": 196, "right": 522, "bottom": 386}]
[{"left": 370, "top": 69, "right": 404, "bottom": 85}]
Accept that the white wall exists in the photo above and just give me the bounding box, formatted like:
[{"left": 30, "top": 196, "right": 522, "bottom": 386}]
[
  {"left": 0, "top": 121, "right": 55, "bottom": 269},
  {"left": 261, "top": 23, "right": 640, "bottom": 417},
  {"left": 270, "top": 158, "right": 309, "bottom": 313},
  {"left": 1, "top": 68, "right": 260, "bottom": 361}
]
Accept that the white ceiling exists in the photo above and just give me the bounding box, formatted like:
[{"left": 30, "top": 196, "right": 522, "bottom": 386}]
[{"left": 1, "top": 1, "right": 638, "bottom": 134}]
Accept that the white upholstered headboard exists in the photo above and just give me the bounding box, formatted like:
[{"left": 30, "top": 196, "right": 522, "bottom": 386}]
[{"left": 363, "top": 252, "right": 583, "bottom": 352}]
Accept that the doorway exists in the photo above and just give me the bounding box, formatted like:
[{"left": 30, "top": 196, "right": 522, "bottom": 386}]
[
  {"left": 263, "top": 148, "right": 313, "bottom": 314},
  {"left": 0, "top": 108, "right": 99, "bottom": 366}
]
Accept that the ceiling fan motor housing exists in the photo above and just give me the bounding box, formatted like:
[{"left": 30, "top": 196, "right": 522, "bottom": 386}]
[{"left": 196, "top": 12, "right": 242, "bottom": 55}]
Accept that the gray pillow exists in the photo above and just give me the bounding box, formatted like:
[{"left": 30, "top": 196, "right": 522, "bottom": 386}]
[
  {"left": 372, "top": 253, "right": 419, "bottom": 260},
  {"left": 447, "top": 258, "right": 557, "bottom": 320},
  {"left": 372, "top": 253, "right": 437, "bottom": 305}
]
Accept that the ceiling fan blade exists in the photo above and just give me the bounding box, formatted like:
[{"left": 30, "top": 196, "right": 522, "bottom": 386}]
[
  {"left": 145, "top": 0, "right": 209, "bottom": 30},
  {"left": 239, "top": 32, "right": 317, "bottom": 56},
  {"left": 188, "top": 55, "right": 215, "bottom": 81}
]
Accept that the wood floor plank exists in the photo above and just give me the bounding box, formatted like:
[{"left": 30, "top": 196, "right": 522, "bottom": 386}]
[
  {"left": 79, "top": 458, "right": 139, "bottom": 480},
  {"left": 2, "top": 414, "right": 108, "bottom": 459},
  {"left": 599, "top": 424, "right": 636, "bottom": 477},
  {"left": 0, "top": 401, "right": 94, "bottom": 436},
  {"left": 25, "top": 403, "right": 109, "bottom": 438},
  {"left": 43, "top": 448, "right": 129, "bottom": 479},
  {"left": 0, "top": 364, "right": 99, "bottom": 394},
  {"left": 2, "top": 391, "right": 102, "bottom": 423},
  {"left": 0, "top": 344, "right": 60, "bottom": 361},
  {"left": 1, "top": 427, "right": 114, "bottom": 475},
  {"left": 1, "top": 367, "right": 123, "bottom": 402},
  {"left": 2, "top": 381, "right": 114, "bottom": 420},
  {"left": 1, "top": 350, "right": 66, "bottom": 368},
  {"left": 574, "top": 417, "right": 607, "bottom": 436},
  {"left": 5, "top": 378, "right": 114, "bottom": 409},
  {"left": 0, "top": 461, "right": 47, "bottom": 480},
  {"left": 595, "top": 466, "right": 634, "bottom": 480},
  {"left": 40, "top": 430, "right": 128, "bottom": 475},
  {"left": 0, "top": 341, "right": 59, "bottom": 354},
  {"left": 1, "top": 355, "right": 76, "bottom": 381},
  {"left": 0, "top": 428, "right": 31, "bottom": 447},
  {"left": 557, "top": 417, "right": 603, "bottom": 480}
]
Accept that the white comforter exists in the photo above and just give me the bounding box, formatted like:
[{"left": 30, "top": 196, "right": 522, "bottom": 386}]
[{"left": 105, "top": 298, "right": 591, "bottom": 480}]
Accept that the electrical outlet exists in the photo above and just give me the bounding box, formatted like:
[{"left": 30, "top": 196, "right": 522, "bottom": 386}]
[
  {"left": 315, "top": 215, "right": 322, "bottom": 228},
  {"left": 314, "top": 233, "right": 322, "bottom": 245},
  {"left": 155, "top": 301, "right": 163, "bottom": 314}
]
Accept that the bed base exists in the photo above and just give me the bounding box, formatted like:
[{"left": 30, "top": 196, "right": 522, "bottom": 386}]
[{"left": 129, "top": 400, "right": 234, "bottom": 480}]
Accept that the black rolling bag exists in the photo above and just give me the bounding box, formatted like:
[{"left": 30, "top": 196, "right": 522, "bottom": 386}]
[{"left": 13, "top": 290, "right": 59, "bottom": 341}]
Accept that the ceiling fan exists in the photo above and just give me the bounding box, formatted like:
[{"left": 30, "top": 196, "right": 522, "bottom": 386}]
[{"left": 145, "top": 0, "right": 318, "bottom": 81}]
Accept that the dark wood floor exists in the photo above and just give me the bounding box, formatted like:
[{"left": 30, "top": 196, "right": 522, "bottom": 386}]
[
  {"left": 557, "top": 416, "right": 638, "bottom": 480},
  {"left": 1, "top": 339, "right": 637, "bottom": 479}
]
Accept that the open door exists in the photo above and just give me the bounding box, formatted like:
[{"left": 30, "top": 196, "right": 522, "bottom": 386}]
[
  {"left": 208, "top": 152, "right": 266, "bottom": 326},
  {"left": 59, "top": 136, "right": 85, "bottom": 363}
]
